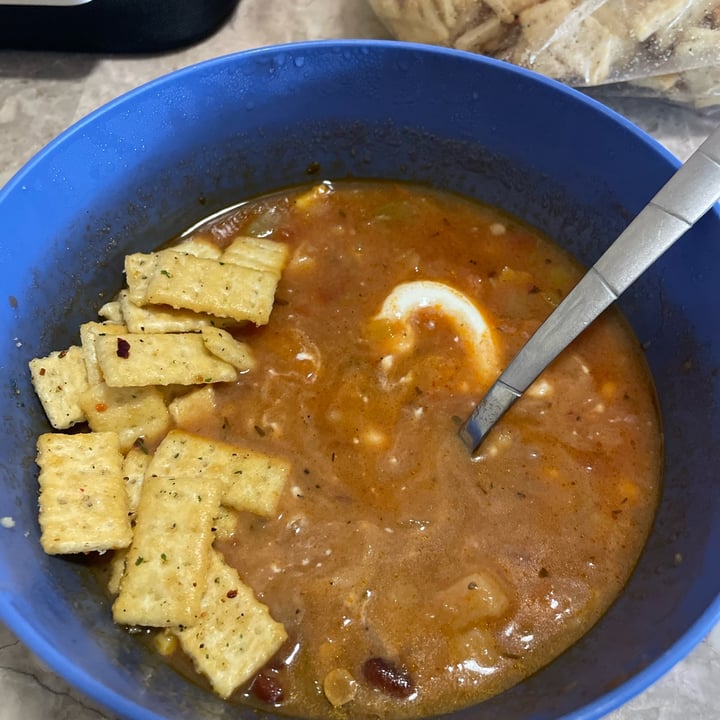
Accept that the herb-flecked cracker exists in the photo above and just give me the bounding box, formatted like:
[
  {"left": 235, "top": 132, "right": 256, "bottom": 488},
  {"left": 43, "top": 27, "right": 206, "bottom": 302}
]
[
  {"left": 36, "top": 431, "right": 131, "bottom": 554},
  {"left": 29, "top": 346, "right": 90, "bottom": 430},
  {"left": 148, "top": 429, "right": 289, "bottom": 517},
  {"left": 79, "top": 321, "right": 128, "bottom": 385},
  {"left": 118, "top": 290, "right": 236, "bottom": 334},
  {"left": 200, "top": 327, "right": 255, "bottom": 371},
  {"left": 222, "top": 450, "right": 290, "bottom": 519},
  {"left": 174, "top": 548, "right": 287, "bottom": 699},
  {"left": 211, "top": 505, "right": 240, "bottom": 541},
  {"left": 98, "top": 300, "right": 123, "bottom": 324},
  {"left": 112, "top": 475, "right": 221, "bottom": 627},
  {"left": 222, "top": 235, "right": 289, "bottom": 275},
  {"left": 125, "top": 249, "right": 280, "bottom": 325},
  {"left": 167, "top": 385, "right": 217, "bottom": 428},
  {"left": 175, "top": 236, "right": 223, "bottom": 260},
  {"left": 93, "top": 332, "right": 237, "bottom": 387},
  {"left": 107, "top": 548, "right": 128, "bottom": 597},
  {"left": 79, "top": 382, "right": 171, "bottom": 452},
  {"left": 121, "top": 445, "right": 152, "bottom": 516}
]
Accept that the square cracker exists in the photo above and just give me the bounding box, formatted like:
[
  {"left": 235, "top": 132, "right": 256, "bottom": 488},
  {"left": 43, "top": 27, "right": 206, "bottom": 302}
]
[
  {"left": 93, "top": 332, "right": 237, "bottom": 387},
  {"left": 107, "top": 548, "right": 128, "bottom": 597},
  {"left": 201, "top": 327, "right": 255, "bottom": 371},
  {"left": 112, "top": 474, "right": 221, "bottom": 627},
  {"left": 168, "top": 385, "right": 217, "bottom": 429},
  {"left": 222, "top": 236, "right": 289, "bottom": 276},
  {"left": 175, "top": 236, "right": 223, "bottom": 260},
  {"left": 121, "top": 445, "right": 152, "bottom": 516},
  {"left": 222, "top": 451, "right": 290, "bottom": 519},
  {"left": 630, "top": 0, "right": 690, "bottom": 42},
  {"left": 79, "top": 321, "right": 128, "bottom": 386},
  {"left": 118, "top": 290, "right": 236, "bottom": 334},
  {"left": 29, "top": 346, "right": 90, "bottom": 430},
  {"left": 125, "top": 250, "right": 280, "bottom": 325},
  {"left": 148, "top": 429, "right": 289, "bottom": 518},
  {"left": 174, "top": 548, "right": 287, "bottom": 699},
  {"left": 484, "top": 0, "right": 539, "bottom": 24},
  {"left": 211, "top": 505, "right": 240, "bottom": 541},
  {"left": 78, "top": 382, "right": 171, "bottom": 453},
  {"left": 36, "top": 432, "right": 131, "bottom": 554},
  {"left": 98, "top": 300, "right": 124, "bottom": 324}
]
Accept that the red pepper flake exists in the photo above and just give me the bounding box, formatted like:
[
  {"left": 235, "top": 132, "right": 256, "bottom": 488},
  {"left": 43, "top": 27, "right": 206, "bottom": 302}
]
[
  {"left": 226, "top": 589, "right": 238, "bottom": 599},
  {"left": 8, "top": 295, "right": 18, "bottom": 309},
  {"left": 95, "top": 402, "right": 108, "bottom": 413},
  {"left": 117, "top": 337, "right": 131, "bottom": 359},
  {"left": 58, "top": 349, "right": 68, "bottom": 358},
  {"left": 39, "top": 368, "right": 46, "bottom": 376}
]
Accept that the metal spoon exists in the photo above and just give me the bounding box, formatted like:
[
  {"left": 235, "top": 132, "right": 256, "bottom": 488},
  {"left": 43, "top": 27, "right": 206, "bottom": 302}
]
[{"left": 459, "top": 124, "right": 720, "bottom": 454}]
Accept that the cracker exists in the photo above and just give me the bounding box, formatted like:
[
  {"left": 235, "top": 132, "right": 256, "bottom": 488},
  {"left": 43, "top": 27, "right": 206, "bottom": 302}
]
[
  {"left": 174, "top": 549, "right": 287, "bottom": 699},
  {"left": 168, "top": 385, "right": 217, "bottom": 428},
  {"left": 93, "top": 332, "right": 237, "bottom": 387},
  {"left": 78, "top": 382, "right": 171, "bottom": 453},
  {"left": 108, "top": 548, "right": 128, "bottom": 596},
  {"left": 201, "top": 327, "right": 255, "bottom": 372},
  {"left": 211, "top": 505, "right": 240, "bottom": 541},
  {"left": 98, "top": 300, "right": 124, "bottom": 324},
  {"left": 80, "top": 321, "right": 128, "bottom": 385},
  {"left": 118, "top": 290, "right": 237, "bottom": 334},
  {"left": 29, "top": 346, "right": 90, "bottom": 430},
  {"left": 124, "top": 251, "right": 158, "bottom": 302},
  {"left": 222, "top": 450, "right": 290, "bottom": 519},
  {"left": 674, "top": 27, "right": 720, "bottom": 67},
  {"left": 455, "top": 16, "right": 506, "bottom": 53},
  {"left": 222, "top": 236, "right": 289, "bottom": 276},
  {"left": 517, "top": 2, "right": 620, "bottom": 85},
  {"left": 112, "top": 474, "right": 221, "bottom": 627},
  {"left": 176, "top": 236, "right": 223, "bottom": 260},
  {"left": 631, "top": 0, "right": 690, "bottom": 42},
  {"left": 148, "top": 430, "right": 289, "bottom": 517},
  {"left": 484, "top": 0, "right": 539, "bottom": 24},
  {"left": 125, "top": 249, "right": 280, "bottom": 325},
  {"left": 122, "top": 445, "right": 152, "bottom": 516},
  {"left": 36, "top": 432, "right": 131, "bottom": 554}
]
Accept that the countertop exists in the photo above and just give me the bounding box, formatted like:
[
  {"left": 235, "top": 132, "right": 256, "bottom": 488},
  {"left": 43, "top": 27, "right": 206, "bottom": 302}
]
[{"left": 1, "top": 1, "right": 718, "bottom": 719}]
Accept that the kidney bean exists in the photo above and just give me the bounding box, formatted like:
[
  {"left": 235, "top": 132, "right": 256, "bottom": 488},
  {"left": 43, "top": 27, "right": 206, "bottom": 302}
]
[
  {"left": 250, "top": 671, "right": 284, "bottom": 705},
  {"left": 362, "top": 656, "right": 415, "bottom": 698}
]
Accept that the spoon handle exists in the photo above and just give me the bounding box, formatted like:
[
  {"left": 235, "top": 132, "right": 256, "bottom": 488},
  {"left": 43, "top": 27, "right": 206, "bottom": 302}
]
[{"left": 459, "top": 125, "right": 720, "bottom": 454}]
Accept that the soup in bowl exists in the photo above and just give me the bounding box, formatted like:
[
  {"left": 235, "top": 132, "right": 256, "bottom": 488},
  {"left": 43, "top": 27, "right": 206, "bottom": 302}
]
[{"left": 0, "top": 40, "right": 718, "bottom": 720}]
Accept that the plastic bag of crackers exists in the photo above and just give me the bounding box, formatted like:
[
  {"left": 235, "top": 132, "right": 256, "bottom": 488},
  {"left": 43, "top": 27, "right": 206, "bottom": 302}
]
[{"left": 368, "top": 0, "right": 720, "bottom": 110}]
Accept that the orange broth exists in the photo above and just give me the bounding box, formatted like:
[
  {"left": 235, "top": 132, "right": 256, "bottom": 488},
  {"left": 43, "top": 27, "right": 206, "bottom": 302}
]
[{"left": 162, "top": 181, "right": 661, "bottom": 718}]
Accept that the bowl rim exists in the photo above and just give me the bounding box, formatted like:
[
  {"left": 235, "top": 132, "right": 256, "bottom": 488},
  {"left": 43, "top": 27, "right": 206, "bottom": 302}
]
[{"left": 1, "top": 36, "right": 719, "bottom": 720}]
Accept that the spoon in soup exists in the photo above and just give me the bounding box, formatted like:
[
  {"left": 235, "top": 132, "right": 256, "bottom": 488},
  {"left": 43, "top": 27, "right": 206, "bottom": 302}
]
[{"left": 459, "top": 124, "right": 720, "bottom": 454}]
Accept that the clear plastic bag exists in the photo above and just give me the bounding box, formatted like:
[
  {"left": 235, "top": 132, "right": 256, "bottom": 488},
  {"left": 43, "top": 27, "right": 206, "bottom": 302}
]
[{"left": 368, "top": 0, "right": 720, "bottom": 109}]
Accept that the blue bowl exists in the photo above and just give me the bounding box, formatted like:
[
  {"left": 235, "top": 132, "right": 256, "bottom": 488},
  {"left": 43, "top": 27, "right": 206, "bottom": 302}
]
[{"left": 0, "top": 40, "right": 718, "bottom": 720}]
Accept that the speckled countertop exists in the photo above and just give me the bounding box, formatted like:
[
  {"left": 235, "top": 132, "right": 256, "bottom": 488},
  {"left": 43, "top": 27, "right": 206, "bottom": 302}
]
[{"left": 1, "top": 1, "right": 719, "bottom": 719}]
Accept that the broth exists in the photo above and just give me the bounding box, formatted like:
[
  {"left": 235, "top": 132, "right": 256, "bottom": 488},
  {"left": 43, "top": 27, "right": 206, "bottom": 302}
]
[{"left": 152, "top": 182, "right": 661, "bottom": 717}]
